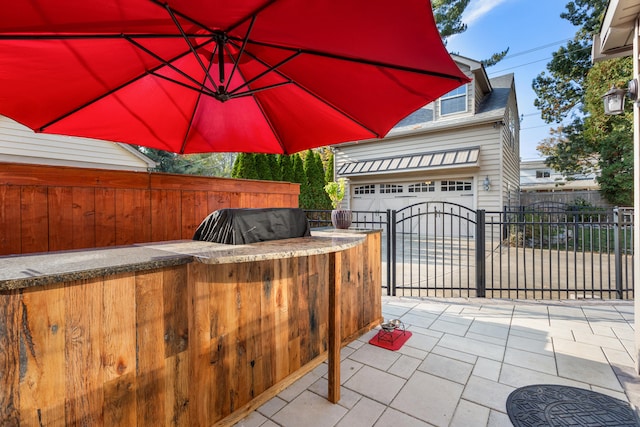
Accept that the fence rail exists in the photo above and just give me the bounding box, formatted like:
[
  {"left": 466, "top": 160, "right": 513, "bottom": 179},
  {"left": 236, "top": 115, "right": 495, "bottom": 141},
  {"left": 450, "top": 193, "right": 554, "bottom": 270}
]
[{"left": 306, "top": 205, "right": 634, "bottom": 300}]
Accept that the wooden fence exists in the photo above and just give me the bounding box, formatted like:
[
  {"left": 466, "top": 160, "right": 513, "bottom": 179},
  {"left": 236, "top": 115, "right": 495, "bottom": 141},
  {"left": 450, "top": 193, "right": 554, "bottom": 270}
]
[{"left": 0, "top": 163, "right": 299, "bottom": 255}]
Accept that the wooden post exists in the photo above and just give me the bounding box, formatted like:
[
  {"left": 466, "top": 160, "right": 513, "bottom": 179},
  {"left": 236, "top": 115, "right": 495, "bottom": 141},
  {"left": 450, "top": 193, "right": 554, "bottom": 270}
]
[{"left": 327, "top": 252, "right": 341, "bottom": 403}]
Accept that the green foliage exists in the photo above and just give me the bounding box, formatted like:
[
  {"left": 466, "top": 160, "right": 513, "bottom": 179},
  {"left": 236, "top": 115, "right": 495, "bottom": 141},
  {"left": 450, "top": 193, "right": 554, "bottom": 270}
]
[
  {"left": 254, "top": 154, "right": 273, "bottom": 180},
  {"left": 268, "top": 154, "right": 281, "bottom": 181},
  {"left": 279, "top": 154, "right": 294, "bottom": 182},
  {"left": 324, "top": 152, "right": 334, "bottom": 183},
  {"left": 481, "top": 49, "right": 509, "bottom": 68},
  {"left": 298, "top": 150, "right": 332, "bottom": 209},
  {"left": 324, "top": 178, "right": 346, "bottom": 209},
  {"left": 292, "top": 154, "right": 305, "bottom": 184},
  {"left": 533, "top": 0, "right": 633, "bottom": 206},
  {"left": 432, "top": 0, "right": 507, "bottom": 66},
  {"left": 432, "top": 0, "right": 470, "bottom": 39},
  {"left": 136, "top": 147, "right": 235, "bottom": 177},
  {"left": 533, "top": 0, "right": 607, "bottom": 124},
  {"left": 231, "top": 153, "right": 259, "bottom": 179}
]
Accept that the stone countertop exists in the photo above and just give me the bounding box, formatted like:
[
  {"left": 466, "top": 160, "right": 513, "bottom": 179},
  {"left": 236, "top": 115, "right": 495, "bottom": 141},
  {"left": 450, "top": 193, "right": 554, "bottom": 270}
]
[{"left": 0, "top": 229, "right": 376, "bottom": 291}]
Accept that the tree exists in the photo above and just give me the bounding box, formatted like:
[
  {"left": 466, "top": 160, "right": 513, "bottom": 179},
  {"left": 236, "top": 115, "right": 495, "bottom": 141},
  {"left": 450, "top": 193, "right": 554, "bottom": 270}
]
[
  {"left": 292, "top": 153, "right": 305, "bottom": 185},
  {"left": 268, "top": 154, "right": 282, "bottom": 181},
  {"left": 135, "top": 147, "right": 191, "bottom": 173},
  {"left": 232, "top": 152, "right": 260, "bottom": 179},
  {"left": 324, "top": 151, "right": 334, "bottom": 183},
  {"left": 532, "top": 0, "right": 606, "bottom": 123},
  {"left": 182, "top": 153, "right": 235, "bottom": 177},
  {"left": 255, "top": 154, "right": 273, "bottom": 180},
  {"left": 433, "top": 0, "right": 508, "bottom": 66},
  {"left": 533, "top": 0, "right": 633, "bottom": 206},
  {"left": 279, "top": 154, "right": 294, "bottom": 182}
]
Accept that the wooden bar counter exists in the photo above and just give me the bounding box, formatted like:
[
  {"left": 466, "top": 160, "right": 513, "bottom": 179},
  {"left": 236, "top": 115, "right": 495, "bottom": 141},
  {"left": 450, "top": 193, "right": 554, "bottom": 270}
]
[{"left": 0, "top": 229, "right": 382, "bottom": 426}]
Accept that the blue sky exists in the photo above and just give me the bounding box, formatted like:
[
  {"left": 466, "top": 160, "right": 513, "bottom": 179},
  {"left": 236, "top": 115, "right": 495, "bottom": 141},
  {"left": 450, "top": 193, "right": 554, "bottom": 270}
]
[{"left": 445, "top": 0, "right": 579, "bottom": 160}]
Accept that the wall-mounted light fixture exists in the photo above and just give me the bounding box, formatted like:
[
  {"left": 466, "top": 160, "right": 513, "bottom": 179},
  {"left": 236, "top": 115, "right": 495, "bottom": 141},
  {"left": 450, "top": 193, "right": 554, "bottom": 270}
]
[
  {"left": 483, "top": 176, "right": 491, "bottom": 191},
  {"left": 602, "top": 79, "right": 639, "bottom": 115}
]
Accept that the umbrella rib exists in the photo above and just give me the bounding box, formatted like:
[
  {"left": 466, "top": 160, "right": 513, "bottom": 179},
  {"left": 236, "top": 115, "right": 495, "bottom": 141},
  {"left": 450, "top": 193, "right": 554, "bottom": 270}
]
[
  {"left": 162, "top": 3, "right": 220, "bottom": 92},
  {"left": 178, "top": 51, "right": 218, "bottom": 154},
  {"left": 226, "top": 47, "right": 299, "bottom": 96},
  {"left": 0, "top": 33, "right": 203, "bottom": 40},
  {"left": 228, "top": 81, "right": 291, "bottom": 99},
  {"left": 225, "top": 0, "right": 279, "bottom": 33},
  {"left": 224, "top": 43, "right": 381, "bottom": 137},
  {"left": 225, "top": 15, "right": 256, "bottom": 91},
  {"left": 124, "top": 36, "right": 217, "bottom": 97},
  {"left": 149, "top": 71, "right": 217, "bottom": 97},
  {"left": 36, "top": 39, "right": 214, "bottom": 131},
  {"left": 228, "top": 37, "right": 467, "bottom": 82}
]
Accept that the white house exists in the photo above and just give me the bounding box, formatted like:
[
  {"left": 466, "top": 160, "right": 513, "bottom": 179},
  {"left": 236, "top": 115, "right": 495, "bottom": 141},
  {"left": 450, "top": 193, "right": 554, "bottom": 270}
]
[
  {"left": 0, "top": 115, "right": 156, "bottom": 171},
  {"left": 332, "top": 55, "right": 520, "bottom": 215},
  {"left": 520, "top": 160, "right": 599, "bottom": 192}
]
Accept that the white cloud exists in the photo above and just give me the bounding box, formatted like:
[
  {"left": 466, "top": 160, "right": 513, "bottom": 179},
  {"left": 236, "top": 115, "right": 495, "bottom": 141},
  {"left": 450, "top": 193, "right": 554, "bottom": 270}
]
[{"left": 463, "top": 0, "right": 511, "bottom": 26}]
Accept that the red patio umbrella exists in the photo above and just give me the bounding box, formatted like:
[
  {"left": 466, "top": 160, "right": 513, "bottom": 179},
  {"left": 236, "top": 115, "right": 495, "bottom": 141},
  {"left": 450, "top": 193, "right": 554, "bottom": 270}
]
[{"left": 0, "top": 0, "right": 469, "bottom": 154}]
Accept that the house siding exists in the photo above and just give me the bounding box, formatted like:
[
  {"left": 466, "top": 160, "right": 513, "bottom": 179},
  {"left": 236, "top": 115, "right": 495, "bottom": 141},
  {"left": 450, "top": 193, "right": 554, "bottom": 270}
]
[
  {"left": 333, "top": 55, "right": 518, "bottom": 217},
  {"left": 0, "top": 115, "right": 153, "bottom": 171},
  {"left": 500, "top": 84, "right": 521, "bottom": 208}
]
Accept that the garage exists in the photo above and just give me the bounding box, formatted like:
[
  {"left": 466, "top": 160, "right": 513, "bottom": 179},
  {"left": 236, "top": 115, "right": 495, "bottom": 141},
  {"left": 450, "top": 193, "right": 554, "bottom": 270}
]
[{"left": 351, "top": 178, "right": 476, "bottom": 236}]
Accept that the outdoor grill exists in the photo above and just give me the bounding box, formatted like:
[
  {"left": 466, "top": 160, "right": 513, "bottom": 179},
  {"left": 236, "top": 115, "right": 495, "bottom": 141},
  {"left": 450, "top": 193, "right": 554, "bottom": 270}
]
[{"left": 193, "top": 207, "right": 311, "bottom": 245}]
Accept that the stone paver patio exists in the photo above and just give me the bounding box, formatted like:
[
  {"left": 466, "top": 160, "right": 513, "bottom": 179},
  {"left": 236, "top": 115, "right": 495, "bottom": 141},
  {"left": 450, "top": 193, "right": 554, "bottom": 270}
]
[{"left": 235, "top": 296, "right": 638, "bottom": 427}]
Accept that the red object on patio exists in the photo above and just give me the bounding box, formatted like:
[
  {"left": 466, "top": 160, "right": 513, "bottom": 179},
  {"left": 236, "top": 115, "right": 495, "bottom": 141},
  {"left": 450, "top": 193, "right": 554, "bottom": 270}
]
[
  {"left": 0, "top": 0, "right": 469, "bottom": 154},
  {"left": 369, "top": 329, "right": 413, "bottom": 351}
]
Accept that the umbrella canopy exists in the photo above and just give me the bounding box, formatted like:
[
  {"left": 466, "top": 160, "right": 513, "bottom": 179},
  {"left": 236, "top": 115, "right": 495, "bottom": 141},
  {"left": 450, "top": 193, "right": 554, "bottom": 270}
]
[{"left": 0, "top": 0, "right": 469, "bottom": 154}]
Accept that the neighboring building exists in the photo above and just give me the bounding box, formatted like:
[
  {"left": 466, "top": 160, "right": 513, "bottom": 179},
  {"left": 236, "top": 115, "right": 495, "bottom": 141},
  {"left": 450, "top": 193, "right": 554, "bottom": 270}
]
[
  {"left": 519, "top": 159, "right": 608, "bottom": 207},
  {"left": 520, "top": 160, "right": 599, "bottom": 192},
  {"left": 332, "top": 55, "right": 520, "bottom": 216},
  {"left": 0, "top": 115, "right": 156, "bottom": 171}
]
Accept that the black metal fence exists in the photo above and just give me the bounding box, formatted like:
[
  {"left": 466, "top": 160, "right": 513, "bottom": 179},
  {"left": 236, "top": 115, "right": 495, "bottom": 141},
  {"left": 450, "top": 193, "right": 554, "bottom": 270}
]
[{"left": 306, "top": 204, "right": 634, "bottom": 300}]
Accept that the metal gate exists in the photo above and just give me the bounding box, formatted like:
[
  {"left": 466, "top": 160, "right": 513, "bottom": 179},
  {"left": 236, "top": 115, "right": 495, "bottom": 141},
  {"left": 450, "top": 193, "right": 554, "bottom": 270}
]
[{"left": 390, "top": 202, "right": 481, "bottom": 297}]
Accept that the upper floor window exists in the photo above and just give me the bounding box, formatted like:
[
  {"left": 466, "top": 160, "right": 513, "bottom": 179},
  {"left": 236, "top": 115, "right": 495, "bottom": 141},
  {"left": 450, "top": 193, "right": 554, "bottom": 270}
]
[
  {"left": 536, "top": 170, "right": 550, "bottom": 178},
  {"left": 440, "top": 85, "right": 467, "bottom": 116}
]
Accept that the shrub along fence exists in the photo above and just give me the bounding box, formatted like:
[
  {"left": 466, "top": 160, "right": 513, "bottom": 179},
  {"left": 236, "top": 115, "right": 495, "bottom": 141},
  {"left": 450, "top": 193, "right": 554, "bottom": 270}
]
[{"left": 0, "top": 163, "right": 299, "bottom": 255}]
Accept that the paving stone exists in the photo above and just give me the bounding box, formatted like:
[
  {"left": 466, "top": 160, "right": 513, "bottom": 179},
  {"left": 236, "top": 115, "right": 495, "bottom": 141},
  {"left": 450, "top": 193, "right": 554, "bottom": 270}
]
[{"left": 391, "top": 371, "right": 463, "bottom": 426}]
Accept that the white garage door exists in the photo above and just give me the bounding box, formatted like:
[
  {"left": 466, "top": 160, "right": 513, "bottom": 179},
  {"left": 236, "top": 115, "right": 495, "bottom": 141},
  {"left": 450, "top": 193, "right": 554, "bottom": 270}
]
[{"left": 351, "top": 179, "right": 475, "bottom": 236}]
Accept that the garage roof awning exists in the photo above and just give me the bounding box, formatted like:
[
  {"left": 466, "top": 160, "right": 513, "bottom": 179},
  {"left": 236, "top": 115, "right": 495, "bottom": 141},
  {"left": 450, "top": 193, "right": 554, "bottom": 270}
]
[{"left": 337, "top": 147, "right": 480, "bottom": 176}]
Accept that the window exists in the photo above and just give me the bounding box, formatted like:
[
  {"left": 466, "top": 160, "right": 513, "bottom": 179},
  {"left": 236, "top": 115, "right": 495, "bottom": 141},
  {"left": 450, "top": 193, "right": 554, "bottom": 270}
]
[
  {"left": 441, "top": 180, "right": 472, "bottom": 192},
  {"left": 440, "top": 85, "right": 467, "bottom": 115},
  {"left": 508, "top": 110, "right": 518, "bottom": 149},
  {"left": 354, "top": 184, "right": 375, "bottom": 195},
  {"left": 380, "top": 184, "right": 403, "bottom": 194},
  {"left": 408, "top": 182, "right": 435, "bottom": 193},
  {"left": 536, "top": 170, "right": 551, "bottom": 178}
]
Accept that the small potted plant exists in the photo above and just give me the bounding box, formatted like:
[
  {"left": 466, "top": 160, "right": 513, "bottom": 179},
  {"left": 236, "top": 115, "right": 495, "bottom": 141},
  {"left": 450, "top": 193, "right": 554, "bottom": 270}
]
[{"left": 324, "top": 178, "right": 352, "bottom": 229}]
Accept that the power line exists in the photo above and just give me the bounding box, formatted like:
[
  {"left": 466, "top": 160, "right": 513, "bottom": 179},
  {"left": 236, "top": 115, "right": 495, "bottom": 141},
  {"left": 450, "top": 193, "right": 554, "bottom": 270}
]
[
  {"left": 487, "top": 45, "right": 591, "bottom": 76},
  {"left": 499, "top": 38, "right": 572, "bottom": 61}
]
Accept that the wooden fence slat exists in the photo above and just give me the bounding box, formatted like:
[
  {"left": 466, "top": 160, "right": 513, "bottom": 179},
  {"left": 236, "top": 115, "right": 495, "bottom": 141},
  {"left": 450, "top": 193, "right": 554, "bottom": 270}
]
[
  {"left": 19, "top": 284, "right": 66, "bottom": 426},
  {"left": 135, "top": 270, "right": 166, "bottom": 426},
  {"left": 65, "top": 278, "right": 104, "bottom": 426},
  {"left": 21, "top": 186, "right": 49, "bottom": 253},
  {"left": 48, "top": 187, "right": 73, "bottom": 251},
  {"left": 72, "top": 186, "right": 96, "bottom": 249},
  {"left": 95, "top": 188, "right": 117, "bottom": 248},
  {"left": 0, "top": 289, "right": 21, "bottom": 426},
  {"left": 0, "top": 186, "right": 21, "bottom": 254}
]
